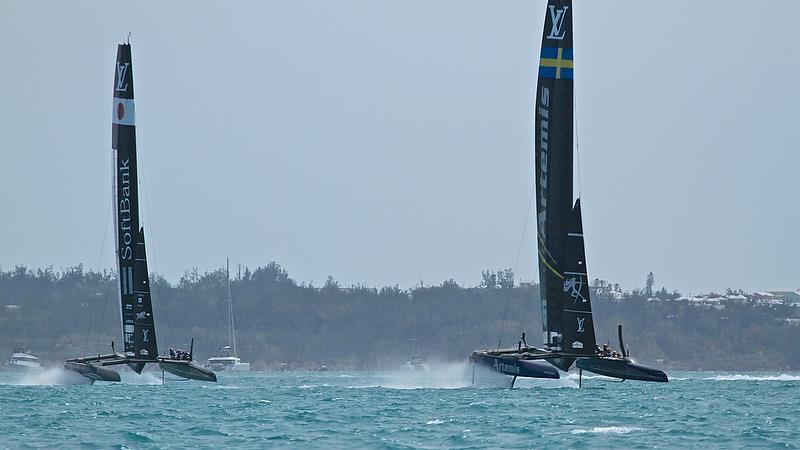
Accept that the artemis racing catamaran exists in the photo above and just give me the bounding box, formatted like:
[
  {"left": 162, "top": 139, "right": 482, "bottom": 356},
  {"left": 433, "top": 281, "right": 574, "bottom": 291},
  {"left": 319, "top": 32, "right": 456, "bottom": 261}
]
[
  {"left": 470, "top": 0, "right": 667, "bottom": 387},
  {"left": 64, "top": 40, "right": 216, "bottom": 383}
]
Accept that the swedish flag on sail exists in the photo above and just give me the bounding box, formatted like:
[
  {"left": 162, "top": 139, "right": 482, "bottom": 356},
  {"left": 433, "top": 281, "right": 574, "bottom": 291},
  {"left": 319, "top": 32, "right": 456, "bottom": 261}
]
[{"left": 539, "top": 47, "right": 573, "bottom": 80}]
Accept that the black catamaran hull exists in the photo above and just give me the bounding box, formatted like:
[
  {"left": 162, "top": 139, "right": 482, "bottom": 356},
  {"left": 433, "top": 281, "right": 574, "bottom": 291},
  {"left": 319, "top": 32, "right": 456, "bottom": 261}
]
[
  {"left": 64, "top": 362, "right": 122, "bottom": 383},
  {"left": 65, "top": 357, "right": 217, "bottom": 383},
  {"left": 160, "top": 360, "right": 218, "bottom": 382},
  {"left": 576, "top": 357, "right": 668, "bottom": 383},
  {"left": 470, "top": 352, "right": 560, "bottom": 379}
]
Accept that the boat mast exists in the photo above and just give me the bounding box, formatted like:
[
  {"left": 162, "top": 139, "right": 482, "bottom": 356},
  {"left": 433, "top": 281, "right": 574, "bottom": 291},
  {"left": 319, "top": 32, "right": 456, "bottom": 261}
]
[{"left": 227, "top": 258, "right": 237, "bottom": 358}]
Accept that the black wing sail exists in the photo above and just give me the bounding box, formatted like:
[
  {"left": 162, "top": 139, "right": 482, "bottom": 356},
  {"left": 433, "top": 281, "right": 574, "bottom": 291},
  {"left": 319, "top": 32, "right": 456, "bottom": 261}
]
[
  {"left": 560, "top": 199, "right": 596, "bottom": 356},
  {"left": 64, "top": 41, "right": 218, "bottom": 383},
  {"left": 113, "top": 43, "right": 158, "bottom": 371},
  {"left": 131, "top": 228, "right": 158, "bottom": 362},
  {"left": 535, "top": 0, "right": 574, "bottom": 351}
]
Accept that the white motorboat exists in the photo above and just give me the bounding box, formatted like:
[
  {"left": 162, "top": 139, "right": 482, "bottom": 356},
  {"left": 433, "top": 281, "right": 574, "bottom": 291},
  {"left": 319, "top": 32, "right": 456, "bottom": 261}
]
[{"left": 6, "top": 349, "right": 42, "bottom": 371}]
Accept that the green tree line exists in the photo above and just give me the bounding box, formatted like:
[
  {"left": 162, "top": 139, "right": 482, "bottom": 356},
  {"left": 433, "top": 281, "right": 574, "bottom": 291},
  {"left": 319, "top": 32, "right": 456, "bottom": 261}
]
[{"left": 1, "top": 264, "right": 798, "bottom": 370}]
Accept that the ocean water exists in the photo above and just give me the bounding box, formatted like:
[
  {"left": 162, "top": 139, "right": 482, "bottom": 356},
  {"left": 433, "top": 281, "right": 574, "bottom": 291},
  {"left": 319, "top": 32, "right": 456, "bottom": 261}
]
[{"left": 1, "top": 364, "right": 799, "bottom": 449}]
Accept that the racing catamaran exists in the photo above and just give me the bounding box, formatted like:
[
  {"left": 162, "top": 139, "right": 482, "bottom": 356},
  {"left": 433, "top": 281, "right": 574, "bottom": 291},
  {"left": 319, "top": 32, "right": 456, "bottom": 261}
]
[
  {"left": 470, "top": 0, "right": 667, "bottom": 386},
  {"left": 64, "top": 40, "right": 216, "bottom": 383}
]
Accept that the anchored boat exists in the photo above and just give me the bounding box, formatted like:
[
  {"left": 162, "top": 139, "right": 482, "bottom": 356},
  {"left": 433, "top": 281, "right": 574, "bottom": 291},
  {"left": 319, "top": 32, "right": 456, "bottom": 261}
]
[
  {"left": 64, "top": 40, "right": 216, "bottom": 384},
  {"left": 206, "top": 259, "right": 250, "bottom": 372},
  {"left": 4, "top": 349, "right": 43, "bottom": 372},
  {"left": 471, "top": 0, "right": 667, "bottom": 387}
]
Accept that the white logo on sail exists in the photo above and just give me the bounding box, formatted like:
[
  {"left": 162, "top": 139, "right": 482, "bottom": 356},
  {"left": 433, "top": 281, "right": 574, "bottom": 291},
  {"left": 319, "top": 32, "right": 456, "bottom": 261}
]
[
  {"left": 537, "top": 86, "right": 550, "bottom": 237},
  {"left": 576, "top": 317, "right": 585, "bottom": 333},
  {"left": 546, "top": 5, "right": 569, "bottom": 40},
  {"left": 493, "top": 359, "right": 520, "bottom": 375},
  {"left": 116, "top": 63, "right": 130, "bottom": 92},
  {"left": 564, "top": 276, "right": 587, "bottom": 303}
]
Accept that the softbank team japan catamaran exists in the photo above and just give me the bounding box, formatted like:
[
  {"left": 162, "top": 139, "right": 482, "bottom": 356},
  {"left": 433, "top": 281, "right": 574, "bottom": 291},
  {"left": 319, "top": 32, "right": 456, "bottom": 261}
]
[
  {"left": 64, "top": 40, "right": 216, "bottom": 383},
  {"left": 469, "top": 0, "right": 667, "bottom": 387}
]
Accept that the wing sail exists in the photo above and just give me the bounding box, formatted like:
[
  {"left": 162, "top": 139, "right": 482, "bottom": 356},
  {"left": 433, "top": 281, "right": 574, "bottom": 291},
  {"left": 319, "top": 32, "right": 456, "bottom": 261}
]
[
  {"left": 535, "top": 0, "right": 574, "bottom": 350},
  {"left": 113, "top": 43, "right": 158, "bottom": 368},
  {"left": 560, "top": 199, "right": 596, "bottom": 355}
]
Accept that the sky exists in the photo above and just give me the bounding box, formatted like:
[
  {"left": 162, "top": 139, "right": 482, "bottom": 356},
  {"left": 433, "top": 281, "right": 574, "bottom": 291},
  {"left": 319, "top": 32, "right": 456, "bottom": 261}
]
[{"left": 1, "top": 0, "right": 798, "bottom": 294}]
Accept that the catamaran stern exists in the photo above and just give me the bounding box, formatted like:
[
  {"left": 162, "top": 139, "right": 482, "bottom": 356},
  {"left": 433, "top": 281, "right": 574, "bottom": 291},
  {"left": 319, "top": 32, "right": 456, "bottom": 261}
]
[
  {"left": 575, "top": 357, "right": 668, "bottom": 382},
  {"left": 159, "top": 360, "right": 218, "bottom": 382},
  {"left": 63, "top": 361, "right": 122, "bottom": 383}
]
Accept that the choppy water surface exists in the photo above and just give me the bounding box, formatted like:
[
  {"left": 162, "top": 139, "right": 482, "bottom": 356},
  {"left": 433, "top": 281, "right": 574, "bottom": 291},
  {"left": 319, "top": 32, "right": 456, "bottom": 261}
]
[{"left": 1, "top": 365, "right": 799, "bottom": 448}]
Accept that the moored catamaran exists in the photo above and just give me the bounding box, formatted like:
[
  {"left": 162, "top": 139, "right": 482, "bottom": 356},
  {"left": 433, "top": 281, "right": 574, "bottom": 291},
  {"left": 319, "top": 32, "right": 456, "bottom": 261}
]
[
  {"left": 64, "top": 40, "right": 216, "bottom": 384},
  {"left": 470, "top": 0, "right": 667, "bottom": 387},
  {"left": 205, "top": 259, "right": 251, "bottom": 372}
]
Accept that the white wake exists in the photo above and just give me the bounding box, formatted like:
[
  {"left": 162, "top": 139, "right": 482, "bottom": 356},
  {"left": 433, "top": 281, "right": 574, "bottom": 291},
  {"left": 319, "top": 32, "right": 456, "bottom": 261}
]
[
  {"left": 571, "top": 426, "right": 644, "bottom": 435},
  {"left": 2, "top": 367, "right": 91, "bottom": 385},
  {"left": 703, "top": 373, "right": 800, "bottom": 382}
]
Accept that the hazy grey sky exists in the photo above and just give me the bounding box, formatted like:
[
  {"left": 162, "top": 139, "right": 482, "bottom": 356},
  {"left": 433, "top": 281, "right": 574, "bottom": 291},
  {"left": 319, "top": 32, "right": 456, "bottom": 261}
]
[{"left": 1, "top": 0, "right": 798, "bottom": 294}]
